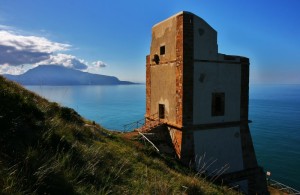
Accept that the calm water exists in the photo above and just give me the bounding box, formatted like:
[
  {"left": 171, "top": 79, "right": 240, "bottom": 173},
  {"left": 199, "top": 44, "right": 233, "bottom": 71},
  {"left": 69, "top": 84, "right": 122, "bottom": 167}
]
[
  {"left": 249, "top": 84, "right": 300, "bottom": 190},
  {"left": 26, "top": 84, "right": 300, "bottom": 189},
  {"left": 26, "top": 85, "right": 146, "bottom": 131}
]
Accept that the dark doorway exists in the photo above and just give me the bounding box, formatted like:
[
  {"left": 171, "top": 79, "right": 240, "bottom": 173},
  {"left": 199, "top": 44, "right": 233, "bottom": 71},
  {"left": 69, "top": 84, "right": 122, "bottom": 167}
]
[
  {"left": 212, "top": 93, "right": 225, "bottom": 116},
  {"left": 159, "top": 104, "right": 165, "bottom": 119},
  {"left": 160, "top": 45, "right": 165, "bottom": 55}
]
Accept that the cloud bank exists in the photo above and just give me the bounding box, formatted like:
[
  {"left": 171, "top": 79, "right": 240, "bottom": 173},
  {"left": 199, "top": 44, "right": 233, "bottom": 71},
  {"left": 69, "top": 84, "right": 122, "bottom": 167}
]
[
  {"left": 36, "top": 53, "right": 88, "bottom": 70},
  {"left": 0, "top": 30, "right": 107, "bottom": 75}
]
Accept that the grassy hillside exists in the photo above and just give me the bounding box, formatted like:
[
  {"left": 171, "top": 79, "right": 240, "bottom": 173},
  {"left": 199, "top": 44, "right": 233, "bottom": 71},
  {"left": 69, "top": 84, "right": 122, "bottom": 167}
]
[{"left": 0, "top": 76, "right": 238, "bottom": 194}]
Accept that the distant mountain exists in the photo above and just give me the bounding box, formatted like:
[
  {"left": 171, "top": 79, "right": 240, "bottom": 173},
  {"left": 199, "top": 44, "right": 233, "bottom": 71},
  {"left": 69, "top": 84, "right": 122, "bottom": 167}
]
[{"left": 3, "top": 65, "right": 135, "bottom": 85}]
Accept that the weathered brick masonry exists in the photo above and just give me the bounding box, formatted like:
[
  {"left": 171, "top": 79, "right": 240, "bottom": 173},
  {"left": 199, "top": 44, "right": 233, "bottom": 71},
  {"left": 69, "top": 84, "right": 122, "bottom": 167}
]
[{"left": 180, "top": 13, "right": 195, "bottom": 164}]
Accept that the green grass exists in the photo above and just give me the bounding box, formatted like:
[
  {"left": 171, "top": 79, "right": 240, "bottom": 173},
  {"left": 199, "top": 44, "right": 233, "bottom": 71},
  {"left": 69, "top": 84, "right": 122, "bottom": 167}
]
[{"left": 0, "top": 76, "right": 239, "bottom": 194}]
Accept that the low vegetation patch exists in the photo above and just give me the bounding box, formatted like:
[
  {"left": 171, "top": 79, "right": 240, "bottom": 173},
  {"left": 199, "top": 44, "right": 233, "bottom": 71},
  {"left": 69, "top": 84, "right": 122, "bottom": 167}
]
[{"left": 0, "top": 76, "right": 238, "bottom": 194}]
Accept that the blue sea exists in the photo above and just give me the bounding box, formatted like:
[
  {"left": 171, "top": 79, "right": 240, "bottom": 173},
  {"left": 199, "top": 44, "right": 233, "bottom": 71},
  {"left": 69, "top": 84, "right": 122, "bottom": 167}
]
[
  {"left": 25, "top": 84, "right": 300, "bottom": 189},
  {"left": 249, "top": 84, "right": 300, "bottom": 190}
]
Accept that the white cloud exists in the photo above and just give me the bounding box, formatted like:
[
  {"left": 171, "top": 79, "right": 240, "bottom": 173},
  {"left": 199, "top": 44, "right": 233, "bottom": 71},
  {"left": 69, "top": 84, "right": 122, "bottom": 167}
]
[
  {"left": 0, "top": 29, "right": 108, "bottom": 75},
  {"left": 92, "top": 60, "right": 107, "bottom": 68},
  {"left": 36, "top": 53, "right": 88, "bottom": 70},
  {"left": 0, "top": 30, "right": 70, "bottom": 66},
  {"left": 0, "top": 63, "right": 26, "bottom": 75},
  {"left": 83, "top": 60, "right": 107, "bottom": 73},
  {"left": 0, "top": 30, "right": 70, "bottom": 53}
]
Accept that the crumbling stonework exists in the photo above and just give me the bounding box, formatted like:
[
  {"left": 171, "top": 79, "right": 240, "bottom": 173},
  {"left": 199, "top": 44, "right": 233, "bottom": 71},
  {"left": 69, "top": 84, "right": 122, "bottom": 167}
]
[{"left": 146, "top": 55, "right": 151, "bottom": 117}]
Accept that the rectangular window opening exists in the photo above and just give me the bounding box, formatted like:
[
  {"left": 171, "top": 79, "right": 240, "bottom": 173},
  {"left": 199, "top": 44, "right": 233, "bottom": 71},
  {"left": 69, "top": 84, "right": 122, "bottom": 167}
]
[
  {"left": 212, "top": 93, "right": 225, "bottom": 116},
  {"left": 159, "top": 104, "right": 165, "bottom": 119},
  {"left": 160, "top": 45, "right": 165, "bottom": 55}
]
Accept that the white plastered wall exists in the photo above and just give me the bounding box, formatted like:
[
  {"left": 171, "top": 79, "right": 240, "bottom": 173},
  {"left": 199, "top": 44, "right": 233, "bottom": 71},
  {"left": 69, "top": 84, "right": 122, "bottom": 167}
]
[
  {"left": 193, "top": 127, "right": 244, "bottom": 174},
  {"left": 193, "top": 62, "right": 241, "bottom": 124},
  {"left": 193, "top": 15, "right": 218, "bottom": 60}
]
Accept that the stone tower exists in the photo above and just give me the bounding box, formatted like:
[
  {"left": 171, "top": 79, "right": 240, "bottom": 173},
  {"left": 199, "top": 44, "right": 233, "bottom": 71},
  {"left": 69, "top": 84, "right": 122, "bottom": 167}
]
[{"left": 145, "top": 11, "right": 268, "bottom": 194}]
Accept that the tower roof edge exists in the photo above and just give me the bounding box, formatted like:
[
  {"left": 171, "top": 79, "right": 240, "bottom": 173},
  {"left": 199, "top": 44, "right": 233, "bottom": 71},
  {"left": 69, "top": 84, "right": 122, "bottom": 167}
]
[{"left": 152, "top": 11, "right": 196, "bottom": 28}]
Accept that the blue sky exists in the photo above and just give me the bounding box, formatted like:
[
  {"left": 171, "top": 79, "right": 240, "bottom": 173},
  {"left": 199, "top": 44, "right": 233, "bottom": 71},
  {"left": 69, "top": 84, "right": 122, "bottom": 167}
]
[{"left": 0, "top": 0, "right": 299, "bottom": 83}]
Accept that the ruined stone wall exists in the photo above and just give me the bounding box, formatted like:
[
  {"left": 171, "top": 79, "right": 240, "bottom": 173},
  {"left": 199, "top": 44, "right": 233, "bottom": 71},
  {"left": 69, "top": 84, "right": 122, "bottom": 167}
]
[
  {"left": 148, "top": 15, "right": 177, "bottom": 124},
  {"left": 146, "top": 11, "right": 268, "bottom": 194},
  {"left": 151, "top": 16, "right": 177, "bottom": 63},
  {"left": 150, "top": 64, "right": 177, "bottom": 123}
]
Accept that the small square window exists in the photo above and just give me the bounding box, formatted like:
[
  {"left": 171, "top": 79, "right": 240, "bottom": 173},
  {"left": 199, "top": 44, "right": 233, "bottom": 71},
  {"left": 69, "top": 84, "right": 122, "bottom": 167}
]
[
  {"left": 212, "top": 93, "right": 225, "bottom": 116},
  {"left": 160, "top": 45, "right": 165, "bottom": 55}
]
